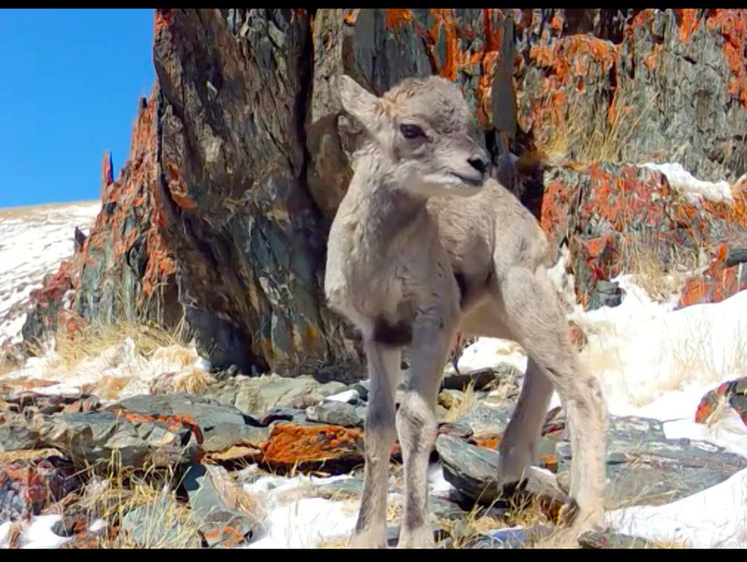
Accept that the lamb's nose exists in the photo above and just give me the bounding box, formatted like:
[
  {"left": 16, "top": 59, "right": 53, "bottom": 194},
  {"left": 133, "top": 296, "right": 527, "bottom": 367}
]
[{"left": 468, "top": 155, "right": 489, "bottom": 175}]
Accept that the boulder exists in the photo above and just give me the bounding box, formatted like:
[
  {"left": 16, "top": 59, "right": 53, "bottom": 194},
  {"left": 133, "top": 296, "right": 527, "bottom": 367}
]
[
  {"left": 696, "top": 377, "right": 747, "bottom": 425},
  {"left": 120, "top": 496, "right": 201, "bottom": 548},
  {"left": 436, "top": 434, "right": 567, "bottom": 506},
  {"left": 202, "top": 373, "right": 348, "bottom": 418},
  {"left": 440, "top": 403, "right": 514, "bottom": 440},
  {"left": 259, "top": 423, "right": 366, "bottom": 472},
  {"left": 181, "top": 463, "right": 258, "bottom": 547},
  {"left": 540, "top": 164, "right": 747, "bottom": 309},
  {"left": 0, "top": 457, "right": 80, "bottom": 524},
  {"left": 105, "top": 393, "right": 269, "bottom": 453},
  {"left": 0, "top": 410, "right": 200, "bottom": 468},
  {"left": 305, "top": 400, "right": 365, "bottom": 428},
  {"left": 3, "top": 392, "right": 100, "bottom": 416},
  {"left": 555, "top": 415, "right": 747, "bottom": 508}
]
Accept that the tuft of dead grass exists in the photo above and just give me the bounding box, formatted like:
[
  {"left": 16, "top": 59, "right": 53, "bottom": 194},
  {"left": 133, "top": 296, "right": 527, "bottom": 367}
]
[
  {"left": 70, "top": 452, "right": 202, "bottom": 548},
  {"left": 620, "top": 233, "right": 707, "bottom": 303},
  {"left": 150, "top": 368, "right": 216, "bottom": 396},
  {"left": 54, "top": 319, "right": 189, "bottom": 371},
  {"left": 533, "top": 90, "right": 659, "bottom": 167},
  {"left": 436, "top": 490, "right": 558, "bottom": 549},
  {"left": 83, "top": 374, "right": 133, "bottom": 400},
  {"left": 0, "top": 448, "right": 63, "bottom": 463},
  {"left": 441, "top": 382, "right": 479, "bottom": 424}
]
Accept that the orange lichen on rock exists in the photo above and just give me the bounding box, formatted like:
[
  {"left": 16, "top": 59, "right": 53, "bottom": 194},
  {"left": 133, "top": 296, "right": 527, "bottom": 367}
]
[
  {"left": 695, "top": 399, "right": 712, "bottom": 424},
  {"left": 677, "top": 9, "right": 701, "bottom": 42},
  {"left": 473, "top": 437, "right": 501, "bottom": 449},
  {"left": 549, "top": 12, "right": 564, "bottom": 33},
  {"left": 538, "top": 162, "right": 747, "bottom": 308},
  {"left": 29, "top": 260, "right": 75, "bottom": 308},
  {"left": 382, "top": 9, "right": 508, "bottom": 128},
  {"left": 538, "top": 453, "right": 558, "bottom": 473},
  {"left": 260, "top": 423, "right": 364, "bottom": 465},
  {"left": 706, "top": 10, "right": 747, "bottom": 106},
  {"left": 343, "top": 9, "right": 359, "bottom": 26},
  {"left": 528, "top": 34, "right": 617, "bottom": 82},
  {"left": 164, "top": 161, "right": 196, "bottom": 211},
  {"left": 679, "top": 243, "right": 741, "bottom": 307},
  {"left": 154, "top": 9, "right": 173, "bottom": 35},
  {"left": 110, "top": 409, "right": 204, "bottom": 444},
  {"left": 67, "top": 88, "right": 178, "bottom": 307},
  {"left": 385, "top": 8, "right": 414, "bottom": 29},
  {"left": 521, "top": 31, "right": 620, "bottom": 140},
  {"left": 203, "top": 524, "right": 247, "bottom": 548}
]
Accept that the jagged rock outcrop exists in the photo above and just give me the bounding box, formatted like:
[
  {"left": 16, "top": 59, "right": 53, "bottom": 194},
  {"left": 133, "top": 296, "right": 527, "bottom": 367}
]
[{"left": 21, "top": 9, "right": 747, "bottom": 379}]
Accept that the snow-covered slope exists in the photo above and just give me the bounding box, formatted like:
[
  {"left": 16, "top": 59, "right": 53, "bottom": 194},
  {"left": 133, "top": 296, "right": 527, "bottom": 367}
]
[{"left": 0, "top": 200, "right": 100, "bottom": 344}]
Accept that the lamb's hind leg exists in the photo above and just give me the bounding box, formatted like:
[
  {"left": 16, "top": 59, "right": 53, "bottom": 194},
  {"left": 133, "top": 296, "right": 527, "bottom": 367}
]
[
  {"left": 354, "top": 340, "right": 401, "bottom": 548},
  {"left": 397, "top": 314, "right": 456, "bottom": 548},
  {"left": 461, "top": 301, "right": 555, "bottom": 488},
  {"left": 498, "top": 265, "right": 608, "bottom": 533},
  {"left": 497, "top": 357, "right": 555, "bottom": 483}
]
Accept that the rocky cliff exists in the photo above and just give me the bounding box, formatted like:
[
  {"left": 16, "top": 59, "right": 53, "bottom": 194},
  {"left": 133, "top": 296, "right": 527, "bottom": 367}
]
[{"left": 22, "top": 9, "right": 747, "bottom": 378}]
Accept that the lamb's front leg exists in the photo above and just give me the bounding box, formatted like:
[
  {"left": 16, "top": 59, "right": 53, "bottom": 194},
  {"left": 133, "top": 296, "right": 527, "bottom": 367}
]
[
  {"left": 397, "top": 316, "right": 455, "bottom": 548},
  {"left": 353, "top": 340, "right": 401, "bottom": 548}
]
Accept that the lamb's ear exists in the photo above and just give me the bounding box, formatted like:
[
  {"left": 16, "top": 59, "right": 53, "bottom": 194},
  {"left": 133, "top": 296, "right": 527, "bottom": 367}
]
[{"left": 337, "top": 75, "right": 388, "bottom": 137}]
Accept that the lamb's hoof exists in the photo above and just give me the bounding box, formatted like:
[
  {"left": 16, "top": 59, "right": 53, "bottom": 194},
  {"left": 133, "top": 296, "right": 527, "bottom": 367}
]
[
  {"left": 397, "top": 527, "right": 435, "bottom": 549},
  {"left": 350, "top": 528, "right": 388, "bottom": 549}
]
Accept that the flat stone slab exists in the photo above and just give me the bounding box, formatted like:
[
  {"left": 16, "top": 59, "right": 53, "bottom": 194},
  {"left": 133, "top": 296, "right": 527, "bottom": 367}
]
[
  {"left": 121, "top": 497, "right": 201, "bottom": 548},
  {"left": 578, "top": 530, "right": 652, "bottom": 549},
  {"left": 440, "top": 403, "right": 514, "bottom": 440},
  {"left": 259, "top": 423, "right": 366, "bottom": 472},
  {"left": 470, "top": 524, "right": 553, "bottom": 549},
  {"left": 182, "top": 463, "right": 257, "bottom": 547},
  {"left": 106, "top": 393, "right": 268, "bottom": 453},
  {"left": 436, "top": 434, "right": 567, "bottom": 507},
  {"left": 696, "top": 377, "right": 747, "bottom": 425},
  {"left": 305, "top": 401, "right": 365, "bottom": 428},
  {"left": 202, "top": 374, "right": 348, "bottom": 418},
  {"left": 0, "top": 410, "right": 200, "bottom": 468},
  {"left": 556, "top": 415, "right": 747, "bottom": 508}
]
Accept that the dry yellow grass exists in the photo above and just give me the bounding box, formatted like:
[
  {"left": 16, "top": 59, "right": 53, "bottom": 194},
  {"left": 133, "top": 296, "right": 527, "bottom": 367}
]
[
  {"left": 0, "top": 448, "right": 63, "bottom": 463},
  {"left": 440, "top": 382, "right": 479, "bottom": 424},
  {"left": 74, "top": 454, "right": 201, "bottom": 548},
  {"left": 54, "top": 318, "right": 189, "bottom": 371},
  {"left": 620, "top": 234, "right": 706, "bottom": 303},
  {"left": 534, "top": 91, "right": 659, "bottom": 167},
  {"left": 150, "top": 368, "right": 216, "bottom": 395},
  {"left": 84, "top": 374, "right": 133, "bottom": 400}
]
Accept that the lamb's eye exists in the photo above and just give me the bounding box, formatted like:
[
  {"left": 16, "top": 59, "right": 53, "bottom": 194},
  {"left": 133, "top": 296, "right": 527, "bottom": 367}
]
[{"left": 400, "top": 124, "right": 425, "bottom": 140}]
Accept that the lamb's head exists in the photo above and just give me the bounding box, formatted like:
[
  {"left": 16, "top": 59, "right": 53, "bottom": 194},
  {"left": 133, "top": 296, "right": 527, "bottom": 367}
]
[{"left": 338, "top": 74, "right": 490, "bottom": 198}]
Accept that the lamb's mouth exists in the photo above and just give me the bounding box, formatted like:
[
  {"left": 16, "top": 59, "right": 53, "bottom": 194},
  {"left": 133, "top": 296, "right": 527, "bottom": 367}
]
[{"left": 449, "top": 172, "right": 484, "bottom": 187}]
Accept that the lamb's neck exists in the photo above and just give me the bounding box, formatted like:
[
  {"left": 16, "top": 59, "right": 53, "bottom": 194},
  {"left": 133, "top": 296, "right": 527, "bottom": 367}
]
[{"left": 348, "top": 159, "right": 428, "bottom": 254}]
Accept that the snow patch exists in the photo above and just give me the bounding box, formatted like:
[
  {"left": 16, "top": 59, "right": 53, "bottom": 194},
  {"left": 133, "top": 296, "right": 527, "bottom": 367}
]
[
  {"left": 0, "top": 515, "right": 72, "bottom": 549},
  {"left": 570, "top": 275, "right": 747, "bottom": 420},
  {"left": 641, "top": 162, "right": 733, "bottom": 203},
  {"left": 0, "top": 201, "right": 100, "bottom": 344},
  {"left": 607, "top": 466, "right": 747, "bottom": 547},
  {"left": 324, "top": 389, "right": 359, "bottom": 404},
  {"left": 452, "top": 337, "right": 528, "bottom": 375},
  {"left": 1, "top": 336, "right": 212, "bottom": 403}
]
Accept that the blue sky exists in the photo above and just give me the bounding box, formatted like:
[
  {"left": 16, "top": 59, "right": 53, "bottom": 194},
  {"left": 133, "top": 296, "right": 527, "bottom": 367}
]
[{"left": 0, "top": 9, "right": 154, "bottom": 207}]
